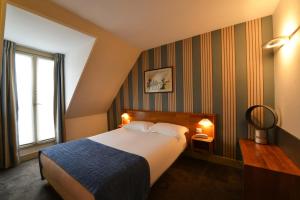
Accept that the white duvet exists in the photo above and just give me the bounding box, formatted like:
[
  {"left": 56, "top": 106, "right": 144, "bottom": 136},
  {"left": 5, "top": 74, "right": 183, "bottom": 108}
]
[{"left": 89, "top": 127, "right": 187, "bottom": 185}]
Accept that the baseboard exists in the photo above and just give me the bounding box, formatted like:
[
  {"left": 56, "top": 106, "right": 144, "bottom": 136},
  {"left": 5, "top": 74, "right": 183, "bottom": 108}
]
[
  {"left": 184, "top": 149, "right": 243, "bottom": 169},
  {"left": 19, "top": 142, "right": 55, "bottom": 163},
  {"left": 20, "top": 152, "right": 38, "bottom": 162}
]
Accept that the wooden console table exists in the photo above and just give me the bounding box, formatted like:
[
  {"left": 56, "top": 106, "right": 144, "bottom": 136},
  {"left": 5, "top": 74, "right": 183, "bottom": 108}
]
[{"left": 239, "top": 139, "right": 300, "bottom": 200}]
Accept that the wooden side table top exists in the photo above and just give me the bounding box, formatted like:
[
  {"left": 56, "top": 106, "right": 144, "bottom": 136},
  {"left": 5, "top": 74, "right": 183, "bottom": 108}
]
[
  {"left": 191, "top": 135, "right": 214, "bottom": 143},
  {"left": 239, "top": 139, "right": 300, "bottom": 176}
]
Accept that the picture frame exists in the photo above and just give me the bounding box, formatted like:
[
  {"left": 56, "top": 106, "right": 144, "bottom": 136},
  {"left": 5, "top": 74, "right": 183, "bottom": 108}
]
[{"left": 144, "top": 67, "right": 173, "bottom": 93}]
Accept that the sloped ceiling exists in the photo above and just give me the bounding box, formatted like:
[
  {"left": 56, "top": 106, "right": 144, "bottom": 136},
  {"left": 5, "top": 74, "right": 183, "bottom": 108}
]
[
  {"left": 4, "top": 4, "right": 96, "bottom": 108},
  {"left": 7, "top": 0, "right": 140, "bottom": 118},
  {"left": 52, "top": 0, "right": 280, "bottom": 50}
]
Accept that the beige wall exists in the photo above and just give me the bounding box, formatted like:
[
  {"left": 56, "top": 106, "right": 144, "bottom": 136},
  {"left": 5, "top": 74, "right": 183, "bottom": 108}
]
[
  {"left": 4, "top": 0, "right": 140, "bottom": 139},
  {"left": 65, "top": 113, "right": 107, "bottom": 141},
  {"left": 273, "top": 0, "right": 300, "bottom": 139}
]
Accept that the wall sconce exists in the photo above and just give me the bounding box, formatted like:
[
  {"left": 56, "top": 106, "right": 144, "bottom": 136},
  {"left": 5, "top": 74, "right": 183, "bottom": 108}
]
[
  {"left": 263, "top": 26, "right": 300, "bottom": 49},
  {"left": 121, "top": 113, "right": 130, "bottom": 125}
]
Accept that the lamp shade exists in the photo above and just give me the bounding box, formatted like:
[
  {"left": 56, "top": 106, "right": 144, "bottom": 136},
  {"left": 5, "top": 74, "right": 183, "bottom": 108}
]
[
  {"left": 198, "top": 118, "right": 213, "bottom": 128},
  {"left": 263, "top": 36, "right": 289, "bottom": 49},
  {"left": 121, "top": 113, "right": 129, "bottom": 119},
  {"left": 121, "top": 113, "right": 130, "bottom": 125},
  {"left": 262, "top": 26, "right": 300, "bottom": 50}
]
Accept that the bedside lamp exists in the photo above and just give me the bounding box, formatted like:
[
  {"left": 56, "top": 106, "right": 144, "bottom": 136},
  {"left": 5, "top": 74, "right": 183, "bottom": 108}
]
[
  {"left": 197, "top": 118, "right": 213, "bottom": 133},
  {"left": 192, "top": 118, "right": 214, "bottom": 153},
  {"left": 199, "top": 118, "right": 213, "bottom": 127},
  {"left": 121, "top": 113, "right": 130, "bottom": 125}
]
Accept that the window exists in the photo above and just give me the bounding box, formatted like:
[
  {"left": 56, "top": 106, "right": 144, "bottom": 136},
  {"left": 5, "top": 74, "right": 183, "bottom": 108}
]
[{"left": 15, "top": 47, "right": 55, "bottom": 146}]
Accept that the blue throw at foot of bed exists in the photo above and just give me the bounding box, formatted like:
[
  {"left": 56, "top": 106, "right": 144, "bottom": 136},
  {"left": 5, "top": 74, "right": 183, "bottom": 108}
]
[{"left": 39, "top": 139, "right": 150, "bottom": 200}]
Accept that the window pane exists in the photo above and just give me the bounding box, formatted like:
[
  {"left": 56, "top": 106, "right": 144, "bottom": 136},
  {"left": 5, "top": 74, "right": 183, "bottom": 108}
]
[
  {"left": 36, "top": 57, "right": 55, "bottom": 141},
  {"left": 15, "top": 53, "right": 35, "bottom": 145}
]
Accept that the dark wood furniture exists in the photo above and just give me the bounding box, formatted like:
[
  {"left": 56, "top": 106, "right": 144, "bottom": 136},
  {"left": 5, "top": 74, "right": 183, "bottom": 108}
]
[
  {"left": 191, "top": 134, "right": 214, "bottom": 153},
  {"left": 240, "top": 139, "right": 300, "bottom": 200},
  {"left": 123, "top": 110, "right": 216, "bottom": 145}
]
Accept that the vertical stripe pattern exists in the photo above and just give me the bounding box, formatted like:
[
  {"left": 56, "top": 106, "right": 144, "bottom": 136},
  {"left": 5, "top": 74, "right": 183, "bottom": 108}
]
[
  {"left": 200, "top": 33, "right": 213, "bottom": 113},
  {"left": 142, "top": 51, "right": 149, "bottom": 110},
  {"left": 234, "top": 22, "right": 248, "bottom": 160},
  {"left": 138, "top": 57, "right": 144, "bottom": 110},
  {"left": 175, "top": 41, "right": 183, "bottom": 112},
  {"left": 116, "top": 93, "right": 121, "bottom": 125},
  {"left": 161, "top": 45, "right": 169, "bottom": 111},
  {"left": 167, "top": 43, "right": 176, "bottom": 111},
  {"left": 221, "top": 26, "right": 236, "bottom": 159},
  {"left": 261, "top": 16, "right": 275, "bottom": 143},
  {"left": 128, "top": 71, "right": 133, "bottom": 109},
  {"left": 212, "top": 30, "right": 223, "bottom": 155},
  {"left": 246, "top": 19, "right": 264, "bottom": 139},
  {"left": 123, "top": 78, "right": 129, "bottom": 109},
  {"left": 107, "top": 16, "right": 274, "bottom": 160},
  {"left": 183, "top": 38, "right": 193, "bottom": 112},
  {"left": 192, "top": 36, "right": 201, "bottom": 113},
  {"left": 148, "top": 49, "right": 155, "bottom": 110},
  {"left": 132, "top": 63, "right": 138, "bottom": 109},
  {"left": 154, "top": 47, "right": 162, "bottom": 111}
]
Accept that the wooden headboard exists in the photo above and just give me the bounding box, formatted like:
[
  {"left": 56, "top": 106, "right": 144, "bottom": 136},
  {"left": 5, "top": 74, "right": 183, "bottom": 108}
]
[{"left": 123, "top": 110, "right": 216, "bottom": 143}]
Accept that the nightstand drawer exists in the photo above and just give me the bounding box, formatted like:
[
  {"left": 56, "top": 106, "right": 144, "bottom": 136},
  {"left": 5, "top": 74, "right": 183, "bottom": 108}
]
[
  {"left": 191, "top": 135, "right": 214, "bottom": 154},
  {"left": 193, "top": 141, "right": 209, "bottom": 150}
]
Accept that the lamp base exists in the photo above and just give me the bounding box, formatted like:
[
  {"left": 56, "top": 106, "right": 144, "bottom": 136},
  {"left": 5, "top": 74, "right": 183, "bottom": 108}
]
[{"left": 255, "top": 130, "right": 268, "bottom": 144}]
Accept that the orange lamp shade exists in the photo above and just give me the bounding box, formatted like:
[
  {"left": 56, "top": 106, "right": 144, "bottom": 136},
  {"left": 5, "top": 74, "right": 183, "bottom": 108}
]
[
  {"left": 198, "top": 118, "right": 213, "bottom": 128},
  {"left": 121, "top": 113, "right": 130, "bottom": 125}
]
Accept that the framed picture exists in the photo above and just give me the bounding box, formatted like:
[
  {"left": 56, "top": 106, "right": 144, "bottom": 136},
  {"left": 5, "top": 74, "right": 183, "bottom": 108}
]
[{"left": 144, "top": 67, "right": 173, "bottom": 93}]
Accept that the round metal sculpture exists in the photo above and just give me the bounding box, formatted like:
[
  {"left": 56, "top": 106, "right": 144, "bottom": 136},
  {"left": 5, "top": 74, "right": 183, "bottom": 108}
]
[{"left": 245, "top": 105, "right": 278, "bottom": 144}]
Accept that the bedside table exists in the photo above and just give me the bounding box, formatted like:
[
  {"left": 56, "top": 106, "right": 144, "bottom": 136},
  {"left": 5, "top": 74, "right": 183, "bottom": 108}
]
[{"left": 191, "top": 135, "right": 214, "bottom": 153}]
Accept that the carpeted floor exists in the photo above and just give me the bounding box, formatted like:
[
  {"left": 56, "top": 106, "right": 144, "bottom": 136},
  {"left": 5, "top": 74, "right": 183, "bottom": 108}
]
[{"left": 0, "top": 156, "right": 242, "bottom": 200}]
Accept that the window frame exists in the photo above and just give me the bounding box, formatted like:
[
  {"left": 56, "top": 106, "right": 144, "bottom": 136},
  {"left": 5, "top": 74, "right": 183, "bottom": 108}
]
[{"left": 15, "top": 45, "right": 56, "bottom": 148}]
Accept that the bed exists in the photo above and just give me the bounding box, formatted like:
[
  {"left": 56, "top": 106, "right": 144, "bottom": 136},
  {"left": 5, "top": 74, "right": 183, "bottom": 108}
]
[{"left": 39, "top": 110, "right": 216, "bottom": 200}]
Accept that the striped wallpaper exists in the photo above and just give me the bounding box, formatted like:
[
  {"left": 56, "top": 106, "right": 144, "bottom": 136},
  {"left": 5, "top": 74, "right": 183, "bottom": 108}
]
[{"left": 107, "top": 16, "right": 274, "bottom": 160}]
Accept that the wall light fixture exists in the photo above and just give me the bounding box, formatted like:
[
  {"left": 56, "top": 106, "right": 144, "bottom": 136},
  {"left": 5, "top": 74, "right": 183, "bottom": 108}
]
[{"left": 263, "top": 26, "right": 300, "bottom": 49}]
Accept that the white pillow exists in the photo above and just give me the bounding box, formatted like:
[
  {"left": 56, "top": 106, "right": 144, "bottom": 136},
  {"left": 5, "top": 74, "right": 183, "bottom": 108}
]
[
  {"left": 123, "top": 121, "right": 154, "bottom": 132},
  {"left": 149, "top": 123, "right": 189, "bottom": 140}
]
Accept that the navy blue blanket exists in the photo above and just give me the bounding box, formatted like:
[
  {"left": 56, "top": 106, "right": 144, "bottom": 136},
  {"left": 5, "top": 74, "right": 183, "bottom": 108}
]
[{"left": 39, "top": 139, "right": 150, "bottom": 200}]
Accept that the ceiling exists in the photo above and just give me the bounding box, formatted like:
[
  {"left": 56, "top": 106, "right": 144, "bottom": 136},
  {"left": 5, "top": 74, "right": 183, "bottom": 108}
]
[{"left": 51, "top": 0, "right": 280, "bottom": 50}]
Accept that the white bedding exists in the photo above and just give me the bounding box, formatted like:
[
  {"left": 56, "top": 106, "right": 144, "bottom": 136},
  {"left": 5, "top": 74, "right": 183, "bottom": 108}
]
[{"left": 89, "top": 127, "right": 187, "bottom": 185}]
